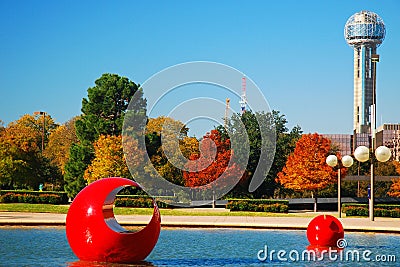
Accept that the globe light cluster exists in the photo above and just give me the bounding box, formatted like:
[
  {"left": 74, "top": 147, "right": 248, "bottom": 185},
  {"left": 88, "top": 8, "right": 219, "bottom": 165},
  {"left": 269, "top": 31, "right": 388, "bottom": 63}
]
[
  {"left": 326, "top": 155, "right": 354, "bottom": 168},
  {"left": 353, "top": 145, "right": 392, "bottom": 163},
  {"left": 326, "top": 146, "right": 391, "bottom": 220}
]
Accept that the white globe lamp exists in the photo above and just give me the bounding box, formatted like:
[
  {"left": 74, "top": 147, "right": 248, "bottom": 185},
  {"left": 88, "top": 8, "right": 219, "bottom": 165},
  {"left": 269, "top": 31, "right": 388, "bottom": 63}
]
[
  {"left": 375, "top": 146, "right": 391, "bottom": 162},
  {"left": 341, "top": 155, "right": 354, "bottom": 168},
  {"left": 354, "top": 146, "right": 370, "bottom": 162},
  {"left": 326, "top": 155, "right": 338, "bottom": 167}
]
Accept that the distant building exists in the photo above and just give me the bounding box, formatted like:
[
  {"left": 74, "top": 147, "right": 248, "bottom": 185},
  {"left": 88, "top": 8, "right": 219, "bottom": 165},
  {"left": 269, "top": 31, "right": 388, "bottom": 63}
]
[
  {"left": 323, "top": 124, "right": 400, "bottom": 161},
  {"left": 352, "top": 132, "right": 371, "bottom": 151},
  {"left": 322, "top": 134, "right": 353, "bottom": 156},
  {"left": 376, "top": 124, "right": 400, "bottom": 161}
]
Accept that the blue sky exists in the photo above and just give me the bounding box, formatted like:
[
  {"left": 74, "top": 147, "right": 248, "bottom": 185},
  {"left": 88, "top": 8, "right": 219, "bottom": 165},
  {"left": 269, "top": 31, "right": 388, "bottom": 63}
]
[{"left": 1, "top": 0, "right": 399, "bottom": 136}]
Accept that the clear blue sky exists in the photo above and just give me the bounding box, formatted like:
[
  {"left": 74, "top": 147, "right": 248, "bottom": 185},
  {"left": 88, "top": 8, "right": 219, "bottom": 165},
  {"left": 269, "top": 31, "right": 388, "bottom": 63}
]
[{"left": 1, "top": 0, "right": 399, "bottom": 135}]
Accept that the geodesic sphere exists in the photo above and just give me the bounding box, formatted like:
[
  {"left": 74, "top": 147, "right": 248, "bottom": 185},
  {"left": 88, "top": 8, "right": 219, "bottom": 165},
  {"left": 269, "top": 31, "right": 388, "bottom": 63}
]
[{"left": 344, "top": 10, "right": 385, "bottom": 47}]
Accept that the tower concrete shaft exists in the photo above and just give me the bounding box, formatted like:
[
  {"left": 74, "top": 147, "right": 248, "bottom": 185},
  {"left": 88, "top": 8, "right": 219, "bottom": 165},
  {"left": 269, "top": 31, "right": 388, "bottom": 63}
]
[{"left": 353, "top": 44, "right": 377, "bottom": 134}]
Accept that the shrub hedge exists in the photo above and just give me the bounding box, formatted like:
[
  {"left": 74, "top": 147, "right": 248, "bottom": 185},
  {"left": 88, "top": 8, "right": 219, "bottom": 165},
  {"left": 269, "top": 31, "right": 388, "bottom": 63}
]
[
  {"left": 0, "top": 191, "right": 172, "bottom": 207},
  {"left": 0, "top": 192, "right": 67, "bottom": 204},
  {"left": 342, "top": 203, "right": 400, "bottom": 218},
  {"left": 115, "top": 195, "right": 171, "bottom": 208},
  {"left": 116, "top": 197, "right": 290, "bottom": 212},
  {"left": 226, "top": 199, "right": 289, "bottom": 213}
]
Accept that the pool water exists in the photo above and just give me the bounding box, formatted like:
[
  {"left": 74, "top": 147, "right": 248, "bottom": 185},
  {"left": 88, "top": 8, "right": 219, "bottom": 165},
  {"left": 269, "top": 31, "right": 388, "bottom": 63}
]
[{"left": 0, "top": 227, "right": 398, "bottom": 266}]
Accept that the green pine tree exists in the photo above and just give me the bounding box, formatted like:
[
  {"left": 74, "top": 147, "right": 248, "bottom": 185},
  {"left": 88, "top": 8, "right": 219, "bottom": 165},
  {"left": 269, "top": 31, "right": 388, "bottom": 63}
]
[{"left": 64, "top": 73, "right": 146, "bottom": 198}]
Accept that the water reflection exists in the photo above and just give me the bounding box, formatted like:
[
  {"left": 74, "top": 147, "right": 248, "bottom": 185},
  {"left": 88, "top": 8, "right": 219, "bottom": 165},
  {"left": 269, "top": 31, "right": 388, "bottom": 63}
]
[
  {"left": 0, "top": 227, "right": 398, "bottom": 267},
  {"left": 68, "top": 260, "right": 154, "bottom": 267}
]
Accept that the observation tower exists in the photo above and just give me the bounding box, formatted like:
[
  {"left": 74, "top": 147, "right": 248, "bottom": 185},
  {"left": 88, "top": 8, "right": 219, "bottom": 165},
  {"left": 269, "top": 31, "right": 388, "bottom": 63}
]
[{"left": 344, "top": 11, "right": 385, "bottom": 135}]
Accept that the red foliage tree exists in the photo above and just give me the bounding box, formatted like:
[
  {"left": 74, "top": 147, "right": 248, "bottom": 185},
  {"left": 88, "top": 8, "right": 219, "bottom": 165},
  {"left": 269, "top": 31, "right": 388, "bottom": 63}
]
[
  {"left": 182, "top": 130, "right": 243, "bottom": 188},
  {"left": 276, "top": 133, "right": 338, "bottom": 211}
]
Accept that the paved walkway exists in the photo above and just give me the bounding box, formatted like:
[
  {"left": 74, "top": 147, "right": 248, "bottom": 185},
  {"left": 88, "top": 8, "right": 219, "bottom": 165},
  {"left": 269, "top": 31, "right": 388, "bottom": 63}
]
[{"left": 0, "top": 212, "right": 399, "bottom": 233}]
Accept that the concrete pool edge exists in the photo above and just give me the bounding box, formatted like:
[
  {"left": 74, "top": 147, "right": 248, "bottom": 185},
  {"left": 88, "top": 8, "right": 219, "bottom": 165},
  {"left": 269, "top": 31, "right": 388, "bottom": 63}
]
[{"left": 0, "top": 212, "right": 399, "bottom": 233}]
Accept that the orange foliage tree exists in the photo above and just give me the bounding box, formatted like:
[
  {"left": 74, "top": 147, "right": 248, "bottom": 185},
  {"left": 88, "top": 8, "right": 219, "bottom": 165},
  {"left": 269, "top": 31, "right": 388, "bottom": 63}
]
[
  {"left": 388, "top": 180, "right": 400, "bottom": 198},
  {"left": 44, "top": 117, "right": 79, "bottom": 175},
  {"left": 144, "top": 116, "right": 194, "bottom": 186},
  {"left": 145, "top": 116, "right": 189, "bottom": 137},
  {"left": 149, "top": 136, "right": 200, "bottom": 186},
  {"left": 276, "top": 133, "right": 337, "bottom": 211},
  {"left": 0, "top": 114, "right": 60, "bottom": 189},
  {"left": 388, "top": 161, "right": 400, "bottom": 197},
  {"left": 182, "top": 130, "right": 243, "bottom": 190},
  {"left": 84, "top": 135, "right": 140, "bottom": 183}
]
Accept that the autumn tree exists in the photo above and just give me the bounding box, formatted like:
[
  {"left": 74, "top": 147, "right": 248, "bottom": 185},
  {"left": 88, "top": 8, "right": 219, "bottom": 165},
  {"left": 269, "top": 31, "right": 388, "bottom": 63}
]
[
  {"left": 144, "top": 116, "right": 193, "bottom": 186},
  {"left": 388, "top": 180, "right": 400, "bottom": 197},
  {"left": 0, "top": 120, "right": 4, "bottom": 133},
  {"left": 276, "top": 133, "right": 337, "bottom": 211},
  {"left": 83, "top": 135, "right": 137, "bottom": 183},
  {"left": 272, "top": 125, "right": 302, "bottom": 197},
  {"left": 64, "top": 73, "right": 145, "bottom": 198},
  {"left": 183, "top": 130, "right": 244, "bottom": 204},
  {"left": 150, "top": 136, "right": 199, "bottom": 186},
  {"left": 0, "top": 114, "right": 60, "bottom": 190},
  {"left": 8, "top": 113, "right": 58, "bottom": 150},
  {"left": 387, "top": 161, "right": 400, "bottom": 197},
  {"left": 44, "top": 116, "right": 79, "bottom": 175},
  {"left": 183, "top": 130, "right": 230, "bottom": 187},
  {"left": 145, "top": 116, "right": 190, "bottom": 163},
  {"left": 145, "top": 116, "right": 189, "bottom": 137}
]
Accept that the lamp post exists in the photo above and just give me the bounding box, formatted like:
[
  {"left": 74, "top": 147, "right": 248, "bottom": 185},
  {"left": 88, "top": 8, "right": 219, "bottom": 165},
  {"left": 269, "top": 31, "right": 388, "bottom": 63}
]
[
  {"left": 354, "top": 145, "right": 391, "bottom": 221},
  {"left": 326, "top": 154, "right": 354, "bottom": 218},
  {"left": 371, "top": 55, "right": 379, "bottom": 146},
  {"left": 34, "top": 111, "right": 46, "bottom": 152}
]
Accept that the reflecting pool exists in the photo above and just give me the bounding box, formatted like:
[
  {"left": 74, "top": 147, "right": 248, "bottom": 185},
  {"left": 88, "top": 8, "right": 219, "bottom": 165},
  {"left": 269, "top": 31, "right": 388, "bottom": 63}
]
[{"left": 0, "top": 227, "right": 398, "bottom": 266}]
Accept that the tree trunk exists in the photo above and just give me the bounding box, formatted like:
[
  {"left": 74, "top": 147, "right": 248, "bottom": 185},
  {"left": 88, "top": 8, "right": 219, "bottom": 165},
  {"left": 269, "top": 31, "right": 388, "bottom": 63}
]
[
  {"left": 311, "top": 191, "right": 317, "bottom": 212},
  {"left": 212, "top": 190, "right": 216, "bottom": 209}
]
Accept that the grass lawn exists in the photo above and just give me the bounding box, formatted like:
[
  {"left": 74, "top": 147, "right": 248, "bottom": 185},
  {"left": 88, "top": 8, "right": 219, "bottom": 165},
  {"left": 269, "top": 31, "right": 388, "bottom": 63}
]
[
  {"left": 0, "top": 203, "right": 70, "bottom": 213},
  {"left": 114, "top": 207, "right": 303, "bottom": 217},
  {"left": 0, "top": 203, "right": 321, "bottom": 217}
]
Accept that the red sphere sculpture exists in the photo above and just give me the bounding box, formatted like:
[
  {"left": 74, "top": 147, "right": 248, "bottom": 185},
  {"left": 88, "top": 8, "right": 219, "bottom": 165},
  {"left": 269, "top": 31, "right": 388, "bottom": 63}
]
[
  {"left": 66, "top": 177, "right": 161, "bottom": 263},
  {"left": 306, "top": 215, "right": 344, "bottom": 247}
]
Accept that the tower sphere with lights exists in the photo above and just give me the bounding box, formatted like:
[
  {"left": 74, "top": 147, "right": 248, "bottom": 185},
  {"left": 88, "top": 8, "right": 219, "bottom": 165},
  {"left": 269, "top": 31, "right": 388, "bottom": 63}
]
[
  {"left": 345, "top": 11, "right": 385, "bottom": 47},
  {"left": 344, "top": 11, "right": 385, "bottom": 136}
]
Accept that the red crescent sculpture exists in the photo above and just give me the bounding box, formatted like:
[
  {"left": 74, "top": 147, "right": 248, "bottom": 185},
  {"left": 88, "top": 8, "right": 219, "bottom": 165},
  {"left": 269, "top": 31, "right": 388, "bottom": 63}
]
[{"left": 66, "top": 177, "right": 161, "bottom": 263}]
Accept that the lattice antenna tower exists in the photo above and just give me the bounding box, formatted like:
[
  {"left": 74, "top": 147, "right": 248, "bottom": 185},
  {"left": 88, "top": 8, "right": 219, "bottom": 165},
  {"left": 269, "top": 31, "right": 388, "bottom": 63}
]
[
  {"left": 224, "top": 98, "right": 230, "bottom": 129},
  {"left": 239, "top": 77, "right": 247, "bottom": 114}
]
